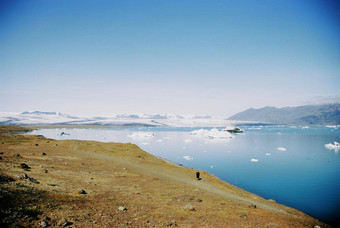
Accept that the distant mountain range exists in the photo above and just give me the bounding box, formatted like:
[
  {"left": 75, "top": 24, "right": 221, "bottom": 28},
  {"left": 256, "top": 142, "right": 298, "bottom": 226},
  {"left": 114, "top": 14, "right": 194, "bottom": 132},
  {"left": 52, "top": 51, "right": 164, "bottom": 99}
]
[
  {"left": 0, "top": 111, "right": 237, "bottom": 127},
  {"left": 228, "top": 104, "right": 340, "bottom": 125}
]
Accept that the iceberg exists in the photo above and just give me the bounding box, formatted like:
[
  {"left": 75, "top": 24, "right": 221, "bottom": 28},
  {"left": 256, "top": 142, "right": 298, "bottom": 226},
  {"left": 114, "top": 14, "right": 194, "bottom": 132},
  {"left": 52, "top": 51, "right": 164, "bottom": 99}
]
[
  {"left": 250, "top": 158, "right": 259, "bottom": 162},
  {"left": 325, "top": 142, "right": 340, "bottom": 151},
  {"left": 277, "top": 147, "right": 286, "bottom": 151},
  {"left": 191, "top": 128, "right": 234, "bottom": 139}
]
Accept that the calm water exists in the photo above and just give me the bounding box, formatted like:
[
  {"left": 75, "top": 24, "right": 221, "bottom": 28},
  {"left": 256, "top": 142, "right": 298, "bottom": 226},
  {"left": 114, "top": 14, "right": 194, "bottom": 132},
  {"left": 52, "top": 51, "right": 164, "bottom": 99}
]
[{"left": 29, "top": 126, "right": 340, "bottom": 225}]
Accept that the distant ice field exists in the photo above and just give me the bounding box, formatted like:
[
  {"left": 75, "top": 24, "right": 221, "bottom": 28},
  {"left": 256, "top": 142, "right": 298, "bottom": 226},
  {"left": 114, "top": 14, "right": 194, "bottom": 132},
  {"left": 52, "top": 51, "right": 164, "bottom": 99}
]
[{"left": 28, "top": 125, "right": 340, "bottom": 225}]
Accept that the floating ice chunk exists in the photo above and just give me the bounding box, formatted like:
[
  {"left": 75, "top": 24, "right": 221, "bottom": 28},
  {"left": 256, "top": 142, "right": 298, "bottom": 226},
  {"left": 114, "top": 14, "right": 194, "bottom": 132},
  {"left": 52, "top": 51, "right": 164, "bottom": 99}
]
[
  {"left": 210, "top": 165, "right": 214, "bottom": 169},
  {"left": 191, "top": 128, "right": 233, "bottom": 139},
  {"left": 325, "top": 142, "right": 340, "bottom": 151},
  {"left": 206, "top": 128, "right": 233, "bottom": 138},
  {"left": 184, "top": 139, "right": 193, "bottom": 143},
  {"left": 183, "top": 155, "right": 193, "bottom": 160},
  {"left": 127, "top": 132, "right": 155, "bottom": 139},
  {"left": 277, "top": 147, "right": 286, "bottom": 151},
  {"left": 301, "top": 126, "right": 310, "bottom": 129},
  {"left": 326, "top": 125, "right": 339, "bottom": 129},
  {"left": 141, "top": 142, "right": 149, "bottom": 145},
  {"left": 156, "top": 139, "right": 163, "bottom": 143},
  {"left": 250, "top": 159, "right": 259, "bottom": 162},
  {"left": 265, "top": 153, "right": 272, "bottom": 156}
]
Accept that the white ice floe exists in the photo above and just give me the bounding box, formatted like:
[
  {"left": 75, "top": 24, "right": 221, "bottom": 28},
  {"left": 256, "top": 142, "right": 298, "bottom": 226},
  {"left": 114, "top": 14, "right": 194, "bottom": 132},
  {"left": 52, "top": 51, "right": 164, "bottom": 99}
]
[
  {"left": 184, "top": 139, "right": 193, "bottom": 143},
  {"left": 156, "top": 139, "right": 163, "bottom": 143},
  {"left": 250, "top": 159, "right": 259, "bottom": 162},
  {"left": 326, "top": 125, "right": 339, "bottom": 129},
  {"left": 277, "top": 147, "right": 287, "bottom": 151},
  {"left": 183, "top": 155, "right": 194, "bottom": 160},
  {"left": 191, "top": 128, "right": 234, "bottom": 139},
  {"left": 127, "top": 132, "right": 155, "bottom": 139},
  {"left": 141, "top": 142, "right": 150, "bottom": 145},
  {"left": 325, "top": 142, "right": 340, "bottom": 151},
  {"left": 265, "top": 153, "right": 272, "bottom": 156}
]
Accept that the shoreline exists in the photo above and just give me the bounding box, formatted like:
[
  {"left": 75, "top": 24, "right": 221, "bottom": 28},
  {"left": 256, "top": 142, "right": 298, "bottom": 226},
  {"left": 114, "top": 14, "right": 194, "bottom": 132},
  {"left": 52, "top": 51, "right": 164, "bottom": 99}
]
[{"left": 0, "top": 125, "right": 330, "bottom": 227}]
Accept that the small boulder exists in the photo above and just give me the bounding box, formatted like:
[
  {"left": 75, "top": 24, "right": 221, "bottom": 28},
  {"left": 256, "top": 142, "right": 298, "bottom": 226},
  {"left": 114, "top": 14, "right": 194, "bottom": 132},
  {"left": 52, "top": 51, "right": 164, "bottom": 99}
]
[
  {"left": 15, "top": 173, "right": 28, "bottom": 180},
  {"left": 248, "top": 203, "right": 256, "bottom": 209},
  {"left": 184, "top": 204, "right": 196, "bottom": 211},
  {"left": 40, "top": 220, "right": 47, "bottom": 227},
  {"left": 118, "top": 206, "right": 127, "bottom": 212},
  {"left": 35, "top": 144, "right": 39, "bottom": 146},
  {"left": 239, "top": 214, "right": 248, "bottom": 218},
  {"left": 42, "top": 152, "right": 47, "bottom": 156},
  {"left": 57, "top": 218, "right": 68, "bottom": 226}
]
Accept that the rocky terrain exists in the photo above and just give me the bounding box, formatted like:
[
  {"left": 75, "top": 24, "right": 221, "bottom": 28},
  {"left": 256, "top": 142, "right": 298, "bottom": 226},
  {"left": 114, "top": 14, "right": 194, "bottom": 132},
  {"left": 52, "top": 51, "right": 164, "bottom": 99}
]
[{"left": 0, "top": 126, "right": 328, "bottom": 227}]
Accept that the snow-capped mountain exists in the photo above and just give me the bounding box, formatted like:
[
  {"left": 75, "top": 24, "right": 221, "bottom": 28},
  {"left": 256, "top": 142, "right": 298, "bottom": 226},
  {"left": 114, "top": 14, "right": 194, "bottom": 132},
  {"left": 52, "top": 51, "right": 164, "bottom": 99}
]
[{"left": 0, "top": 111, "right": 242, "bottom": 127}]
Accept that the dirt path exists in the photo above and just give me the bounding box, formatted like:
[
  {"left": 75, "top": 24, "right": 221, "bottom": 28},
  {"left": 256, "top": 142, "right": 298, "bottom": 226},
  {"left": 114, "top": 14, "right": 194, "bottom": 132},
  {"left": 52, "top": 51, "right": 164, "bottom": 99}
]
[{"left": 84, "top": 148, "right": 285, "bottom": 214}]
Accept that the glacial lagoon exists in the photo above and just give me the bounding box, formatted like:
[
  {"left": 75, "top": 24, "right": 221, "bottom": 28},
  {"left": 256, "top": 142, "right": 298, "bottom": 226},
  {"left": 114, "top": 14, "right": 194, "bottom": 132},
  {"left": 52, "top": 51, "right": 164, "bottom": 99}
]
[{"left": 29, "top": 125, "right": 340, "bottom": 225}]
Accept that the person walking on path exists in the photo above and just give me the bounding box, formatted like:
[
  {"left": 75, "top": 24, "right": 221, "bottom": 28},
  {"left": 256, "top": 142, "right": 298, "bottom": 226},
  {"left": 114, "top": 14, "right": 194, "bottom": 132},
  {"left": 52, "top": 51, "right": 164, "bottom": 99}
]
[{"left": 196, "top": 170, "right": 201, "bottom": 180}]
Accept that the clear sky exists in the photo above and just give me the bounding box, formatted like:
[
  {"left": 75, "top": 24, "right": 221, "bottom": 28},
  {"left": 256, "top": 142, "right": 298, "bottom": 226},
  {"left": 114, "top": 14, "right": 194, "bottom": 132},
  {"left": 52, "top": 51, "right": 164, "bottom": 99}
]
[{"left": 1, "top": 0, "right": 339, "bottom": 117}]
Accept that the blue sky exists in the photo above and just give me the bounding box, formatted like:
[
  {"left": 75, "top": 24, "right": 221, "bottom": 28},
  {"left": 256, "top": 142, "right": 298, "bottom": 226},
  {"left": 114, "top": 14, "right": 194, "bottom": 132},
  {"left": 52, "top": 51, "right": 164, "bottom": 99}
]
[{"left": 1, "top": 0, "right": 339, "bottom": 117}]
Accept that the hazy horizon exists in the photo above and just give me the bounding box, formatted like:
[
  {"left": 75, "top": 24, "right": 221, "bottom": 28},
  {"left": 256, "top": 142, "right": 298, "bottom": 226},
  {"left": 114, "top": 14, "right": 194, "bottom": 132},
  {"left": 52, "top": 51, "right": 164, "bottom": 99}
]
[{"left": 1, "top": 0, "right": 339, "bottom": 117}]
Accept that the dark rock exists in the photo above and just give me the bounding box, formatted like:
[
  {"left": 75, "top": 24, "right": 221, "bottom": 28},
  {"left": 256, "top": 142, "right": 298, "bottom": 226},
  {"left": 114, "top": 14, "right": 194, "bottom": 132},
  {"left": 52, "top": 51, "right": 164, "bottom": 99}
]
[
  {"left": 0, "top": 152, "right": 3, "bottom": 154},
  {"left": 13, "top": 153, "right": 21, "bottom": 157},
  {"left": 0, "top": 174, "right": 15, "bottom": 183},
  {"left": 197, "top": 199, "right": 202, "bottom": 202},
  {"left": 28, "top": 177, "right": 39, "bottom": 184},
  {"left": 20, "top": 163, "right": 30, "bottom": 170},
  {"left": 42, "top": 152, "right": 47, "bottom": 156},
  {"left": 35, "top": 144, "right": 39, "bottom": 146},
  {"left": 0, "top": 156, "right": 2, "bottom": 160},
  {"left": 78, "top": 189, "right": 87, "bottom": 194}
]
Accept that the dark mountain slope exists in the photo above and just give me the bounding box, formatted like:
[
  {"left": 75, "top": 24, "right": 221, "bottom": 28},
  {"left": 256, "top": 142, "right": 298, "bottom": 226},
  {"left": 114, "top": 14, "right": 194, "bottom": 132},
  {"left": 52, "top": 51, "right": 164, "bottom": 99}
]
[{"left": 228, "top": 104, "right": 340, "bottom": 125}]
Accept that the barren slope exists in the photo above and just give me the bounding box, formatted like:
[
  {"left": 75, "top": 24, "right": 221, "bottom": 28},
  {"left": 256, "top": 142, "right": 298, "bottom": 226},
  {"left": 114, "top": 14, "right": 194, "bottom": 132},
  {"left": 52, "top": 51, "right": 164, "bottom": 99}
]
[{"left": 0, "top": 126, "right": 328, "bottom": 227}]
